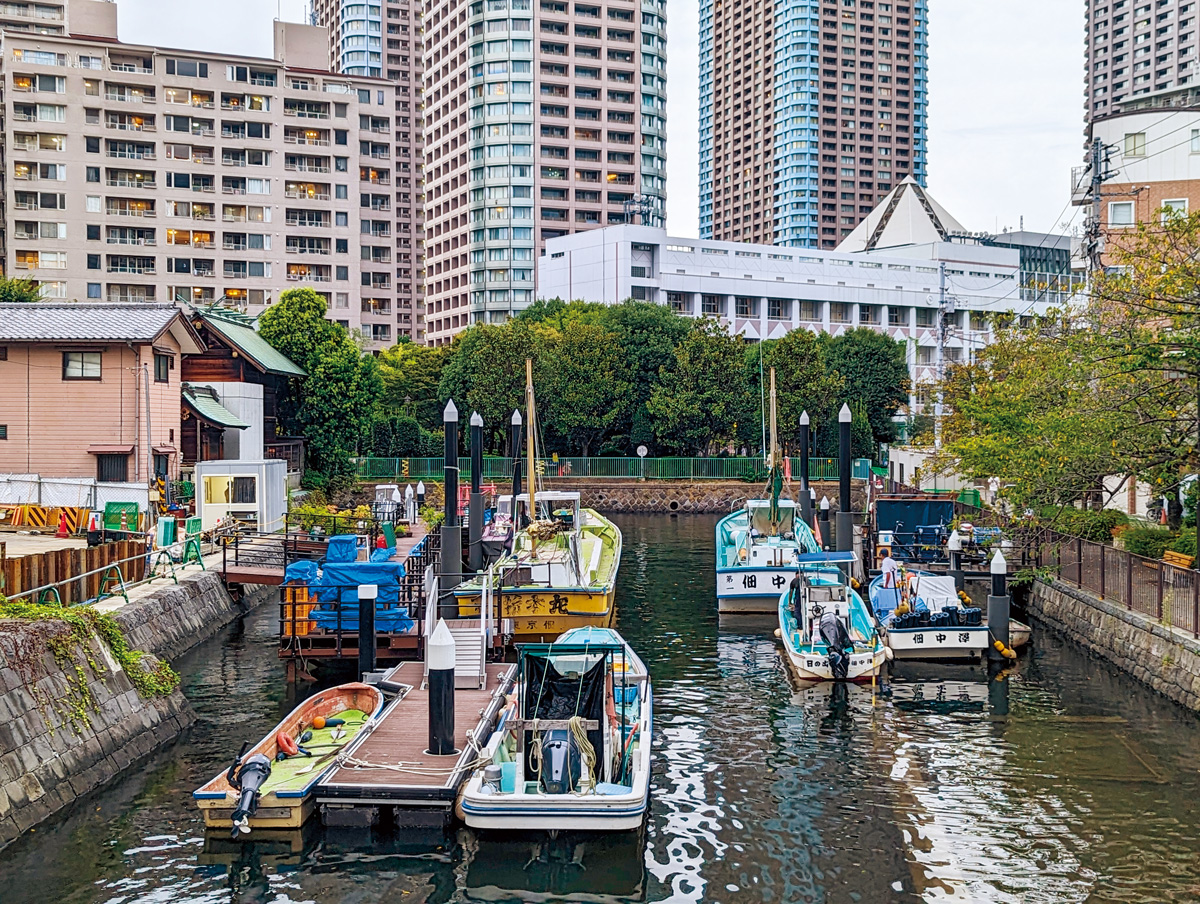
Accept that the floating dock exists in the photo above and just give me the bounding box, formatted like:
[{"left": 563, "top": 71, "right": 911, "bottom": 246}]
[{"left": 316, "top": 661, "right": 515, "bottom": 827}]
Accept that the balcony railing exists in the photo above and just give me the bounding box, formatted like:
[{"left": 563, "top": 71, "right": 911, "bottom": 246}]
[
  {"left": 106, "top": 178, "right": 157, "bottom": 189},
  {"left": 285, "top": 190, "right": 330, "bottom": 200},
  {"left": 106, "top": 207, "right": 156, "bottom": 217},
  {"left": 283, "top": 135, "right": 329, "bottom": 146}
]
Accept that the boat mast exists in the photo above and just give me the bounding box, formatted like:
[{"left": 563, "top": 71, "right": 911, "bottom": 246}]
[
  {"left": 768, "top": 367, "right": 782, "bottom": 533},
  {"left": 769, "top": 367, "right": 779, "bottom": 472},
  {"left": 525, "top": 357, "right": 538, "bottom": 553}
]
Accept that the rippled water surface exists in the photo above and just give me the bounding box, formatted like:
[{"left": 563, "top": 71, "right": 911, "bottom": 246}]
[{"left": 4, "top": 514, "right": 1200, "bottom": 903}]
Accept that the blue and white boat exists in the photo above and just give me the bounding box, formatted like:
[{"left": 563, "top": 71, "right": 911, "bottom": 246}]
[
  {"left": 868, "top": 570, "right": 1031, "bottom": 661},
  {"left": 716, "top": 366, "right": 826, "bottom": 613},
  {"left": 459, "top": 627, "right": 651, "bottom": 832},
  {"left": 716, "top": 500, "right": 824, "bottom": 612},
  {"left": 778, "top": 566, "right": 887, "bottom": 682}
]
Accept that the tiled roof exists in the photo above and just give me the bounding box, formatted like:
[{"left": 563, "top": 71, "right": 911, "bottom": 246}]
[
  {"left": 0, "top": 303, "right": 186, "bottom": 342},
  {"left": 182, "top": 384, "right": 250, "bottom": 429},
  {"left": 195, "top": 310, "right": 306, "bottom": 377}
]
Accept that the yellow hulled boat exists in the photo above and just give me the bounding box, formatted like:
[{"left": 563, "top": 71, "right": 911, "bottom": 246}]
[{"left": 454, "top": 489, "right": 622, "bottom": 642}]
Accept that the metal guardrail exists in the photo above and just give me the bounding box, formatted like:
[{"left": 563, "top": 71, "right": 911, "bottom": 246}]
[
  {"left": 353, "top": 456, "right": 873, "bottom": 482},
  {"left": 1034, "top": 529, "right": 1200, "bottom": 638}
]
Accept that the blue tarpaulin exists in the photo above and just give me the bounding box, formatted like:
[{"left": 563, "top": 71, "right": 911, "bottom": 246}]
[
  {"left": 313, "top": 561, "right": 407, "bottom": 604},
  {"left": 325, "top": 534, "right": 360, "bottom": 564},
  {"left": 284, "top": 560, "right": 320, "bottom": 584},
  {"left": 370, "top": 546, "right": 397, "bottom": 563},
  {"left": 308, "top": 604, "right": 414, "bottom": 634}
]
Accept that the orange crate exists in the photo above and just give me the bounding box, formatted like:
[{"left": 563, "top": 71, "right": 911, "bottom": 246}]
[{"left": 283, "top": 584, "right": 315, "bottom": 637}]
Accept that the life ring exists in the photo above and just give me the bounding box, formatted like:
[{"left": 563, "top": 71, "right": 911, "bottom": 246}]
[{"left": 276, "top": 729, "right": 299, "bottom": 757}]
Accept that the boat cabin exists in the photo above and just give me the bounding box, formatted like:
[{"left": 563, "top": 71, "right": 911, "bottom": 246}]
[
  {"left": 510, "top": 491, "right": 604, "bottom": 588},
  {"left": 792, "top": 570, "right": 854, "bottom": 643},
  {"left": 726, "top": 499, "right": 804, "bottom": 569}
]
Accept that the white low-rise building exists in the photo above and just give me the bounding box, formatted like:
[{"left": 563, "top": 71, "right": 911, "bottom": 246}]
[{"left": 538, "top": 179, "right": 1065, "bottom": 418}]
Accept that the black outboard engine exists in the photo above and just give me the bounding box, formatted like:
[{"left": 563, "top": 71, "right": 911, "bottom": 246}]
[
  {"left": 226, "top": 742, "right": 273, "bottom": 838},
  {"left": 818, "top": 609, "right": 853, "bottom": 680},
  {"left": 540, "top": 728, "right": 581, "bottom": 794}
]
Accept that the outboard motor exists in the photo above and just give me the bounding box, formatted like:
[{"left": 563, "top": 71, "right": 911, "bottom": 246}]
[
  {"left": 226, "top": 742, "right": 273, "bottom": 838},
  {"left": 817, "top": 609, "right": 853, "bottom": 680},
  {"left": 540, "top": 728, "right": 581, "bottom": 794}
]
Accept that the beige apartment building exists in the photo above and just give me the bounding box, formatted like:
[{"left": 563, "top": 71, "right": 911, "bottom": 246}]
[
  {"left": 0, "top": 0, "right": 412, "bottom": 346},
  {"left": 419, "top": 0, "right": 669, "bottom": 345},
  {"left": 311, "top": 0, "right": 425, "bottom": 342}
]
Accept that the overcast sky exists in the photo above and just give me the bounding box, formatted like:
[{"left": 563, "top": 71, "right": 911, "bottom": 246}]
[{"left": 115, "top": 0, "right": 1085, "bottom": 239}]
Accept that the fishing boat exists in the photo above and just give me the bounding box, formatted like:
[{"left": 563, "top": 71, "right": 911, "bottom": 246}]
[
  {"left": 455, "top": 360, "right": 622, "bottom": 642},
  {"left": 867, "top": 570, "right": 1031, "bottom": 661},
  {"left": 458, "top": 626, "right": 652, "bottom": 832},
  {"left": 777, "top": 566, "right": 887, "bottom": 681},
  {"left": 716, "top": 368, "right": 823, "bottom": 614},
  {"left": 194, "top": 682, "right": 385, "bottom": 836}
]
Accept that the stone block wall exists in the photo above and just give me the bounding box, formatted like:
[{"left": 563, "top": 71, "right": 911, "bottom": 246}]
[
  {"left": 379, "top": 480, "right": 866, "bottom": 516},
  {"left": 0, "top": 628, "right": 191, "bottom": 849},
  {"left": 1029, "top": 580, "right": 1200, "bottom": 712},
  {"left": 0, "top": 570, "right": 274, "bottom": 849}
]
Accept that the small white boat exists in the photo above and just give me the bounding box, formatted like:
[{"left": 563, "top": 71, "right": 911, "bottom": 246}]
[
  {"left": 868, "top": 571, "right": 1031, "bottom": 661},
  {"left": 778, "top": 567, "right": 887, "bottom": 682},
  {"left": 459, "top": 627, "right": 652, "bottom": 832}
]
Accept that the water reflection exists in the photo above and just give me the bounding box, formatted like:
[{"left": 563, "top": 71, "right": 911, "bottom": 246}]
[{"left": 6, "top": 515, "right": 1200, "bottom": 903}]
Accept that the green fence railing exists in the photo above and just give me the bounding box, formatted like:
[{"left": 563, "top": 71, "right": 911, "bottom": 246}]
[{"left": 353, "top": 456, "right": 873, "bottom": 482}]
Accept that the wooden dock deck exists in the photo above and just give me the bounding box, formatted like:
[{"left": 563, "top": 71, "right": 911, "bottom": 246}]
[{"left": 316, "top": 661, "right": 514, "bottom": 824}]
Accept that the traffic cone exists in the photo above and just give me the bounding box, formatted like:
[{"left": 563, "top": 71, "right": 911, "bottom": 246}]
[
  {"left": 56, "top": 512, "right": 69, "bottom": 538},
  {"left": 120, "top": 509, "right": 129, "bottom": 532}
]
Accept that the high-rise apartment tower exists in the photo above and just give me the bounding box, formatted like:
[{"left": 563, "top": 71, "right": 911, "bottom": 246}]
[
  {"left": 419, "top": 0, "right": 668, "bottom": 345},
  {"left": 312, "top": 0, "right": 425, "bottom": 341},
  {"left": 699, "top": 0, "right": 927, "bottom": 248}
]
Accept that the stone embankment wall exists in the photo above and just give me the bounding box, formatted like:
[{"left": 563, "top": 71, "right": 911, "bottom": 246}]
[
  {"left": 377, "top": 480, "right": 866, "bottom": 515},
  {"left": 0, "top": 570, "right": 272, "bottom": 849},
  {"left": 1029, "top": 580, "right": 1200, "bottom": 711}
]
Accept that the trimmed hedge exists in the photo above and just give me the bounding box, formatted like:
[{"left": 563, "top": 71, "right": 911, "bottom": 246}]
[
  {"left": 1040, "top": 506, "right": 1129, "bottom": 542},
  {"left": 1123, "top": 527, "right": 1177, "bottom": 560}
]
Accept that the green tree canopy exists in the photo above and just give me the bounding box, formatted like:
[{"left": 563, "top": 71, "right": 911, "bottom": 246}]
[
  {"left": 258, "top": 287, "right": 381, "bottom": 479},
  {"left": 377, "top": 339, "right": 446, "bottom": 429},
  {"left": 538, "top": 320, "right": 632, "bottom": 456},
  {"left": 648, "top": 319, "right": 747, "bottom": 455},
  {"left": 822, "top": 327, "right": 910, "bottom": 447},
  {"left": 0, "top": 276, "right": 41, "bottom": 303}
]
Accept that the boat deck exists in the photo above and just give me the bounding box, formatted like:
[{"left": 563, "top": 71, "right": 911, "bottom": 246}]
[{"left": 316, "top": 662, "right": 514, "bottom": 813}]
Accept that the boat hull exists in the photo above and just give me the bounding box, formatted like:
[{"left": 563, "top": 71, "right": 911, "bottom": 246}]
[
  {"left": 193, "top": 682, "right": 385, "bottom": 833},
  {"left": 781, "top": 644, "right": 887, "bottom": 682},
  {"left": 455, "top": 586, "right": 617, "bottom": 641},
  {"left": 716, "top": 566, "right": 797, "bottom": 613},
  {"left": 884, "top": 625, "right": 988, "bottom": 660}
]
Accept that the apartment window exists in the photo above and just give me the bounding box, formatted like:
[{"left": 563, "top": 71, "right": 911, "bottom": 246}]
[
  {"left": 916, "top": 308, "right": 937, "bottom": 327},
  {"left": 86, "top": 166, "right": 99, "bottom": 183},
  {"left": 1162, "top": 198, "right": 1188, "bottom": 219},
  {"left": 87, "top": 282, "right": 101, "bottom": 299},
  {"left": 889, "top": 307, "right": 908, "bottom": 327},
  {"left": 87, "top": 253, "right": 100, "bottom": 269},
  {"left": 96, "top": 454, "right": 128, "bottom": 483},
  {"left": 63, "top": 351, "right": 101, "bottom": 380},
  {"left": 86, "top": 195, "right": 101, "bottom": 213},
  {"left": 1124, "top": 131, "right": 1145, "bottom": 156},
  {"left": 1109, "top": 200, "right": 1135, "bottom": 225},
  {"left": 335, "top": 185, "right": 348, "bottom": 199},
  {"left": 1193, "top": 129, "right": 1200, "bottom": 154},
  {"left": 154, "top": 352, "right": 172, "bottom": 382},
  {"left": 830, "top": 302, "right": 852, "bottom": 323},
  {"left": 165, "top": 59, "right": 208, "bottom": 78},
  {"left": 0, "top": 425, "right": 6, "bottom": 440}
]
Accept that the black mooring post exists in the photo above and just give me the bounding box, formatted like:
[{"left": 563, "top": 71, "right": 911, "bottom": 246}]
[
  {"left": 799, "top": 410, "right": 812, "bottom": 525},
  {"left": 357, "top": 583, "right": 378, "bottom": 680},
  {"left": 468, "top": 411, "right": 484, "bottom": 573},
  {"left": 987, "top": 549, "right": 1010, "bottom": 662},
  {"left": 510, "top": 409, "right": 523, "bottom": 527},
  {"left": 439, "top": 400, "right": 462, "bottom": 621},
  {"left": 427, "top": 619, "right": 458, "bottom": 755},
  {"left": 836, "top": 403, "right": 853, "bottom": 555}
]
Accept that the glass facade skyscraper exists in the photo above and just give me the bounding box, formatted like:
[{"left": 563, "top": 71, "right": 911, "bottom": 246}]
[{"left": 700, "top": 0, "right": 927, "bottom": 249}]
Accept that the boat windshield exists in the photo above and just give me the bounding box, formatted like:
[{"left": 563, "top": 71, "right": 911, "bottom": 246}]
[{"left": 748, "top": 503, "right": 795, "bottom": 536}]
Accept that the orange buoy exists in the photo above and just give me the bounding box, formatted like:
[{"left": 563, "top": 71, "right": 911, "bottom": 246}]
[
  {"left": 313, "top": 716, "right": 326, "bottom": 730},
  {"left": 276, "top": 729, "right": 299, "bottom": 757}
]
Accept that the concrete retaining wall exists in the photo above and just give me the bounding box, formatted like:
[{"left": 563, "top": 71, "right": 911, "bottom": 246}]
[
  {"left": 1029, "top": 579, "right": 1200, "bottom": 712},
  {"left": 0, "top": 569, "right": 273, "bottom": 849}
]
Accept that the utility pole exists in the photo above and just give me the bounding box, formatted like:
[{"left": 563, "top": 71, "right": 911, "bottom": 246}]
[
  {"left": 934, "top": 263, "right": 955, "bottom": 451},
  {"left": 1083, "top": 136, "right": 1118, "bottom": 275}
]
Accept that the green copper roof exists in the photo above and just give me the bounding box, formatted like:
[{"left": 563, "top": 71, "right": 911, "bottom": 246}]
[
  {"left": 198, "top": 310, "right": 306, "bottom": 377},
  {"left": 183, "top": 383, "right": 250, "bottom": 429}
]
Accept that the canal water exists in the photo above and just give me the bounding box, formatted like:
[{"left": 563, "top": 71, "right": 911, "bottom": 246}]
[{"left": 4, "top": 514, "right": 1200, "bottom": 903}]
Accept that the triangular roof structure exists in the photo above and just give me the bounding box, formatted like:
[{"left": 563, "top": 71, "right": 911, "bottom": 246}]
[
  {"left": 189, "top": 306, "right": 306, "bottom": 377},
  {"left": 837, "top": 177, "right": 968, "bottom": 253}
]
